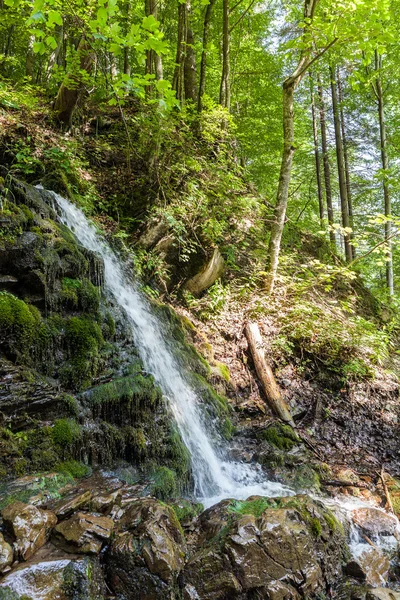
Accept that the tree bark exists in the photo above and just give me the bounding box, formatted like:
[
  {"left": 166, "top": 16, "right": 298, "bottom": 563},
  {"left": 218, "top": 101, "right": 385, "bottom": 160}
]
[
  {"left": 310, "top": 73, "right": 324, "bottom": 223},
  {"left": 172, "top": 1, "right": 188, "bottom": 102},
  {"left": 330, "top": 65, "right": 352, "bottom": 262},
  {"left": 375, "top": 52, "right": 394, "bottom": 296},
  {"left": 198, "top": 0, "right": 216, "bottom": 111},
  {"left": 317, "top": 78, "right": 335, "bottom": 248},
  {"left": 219, "top": 0, "right": 230, "bottom": 110},
  {"left": 53, "top": 38, "right": 94, "bottom": 127},
  {"left": 337, "top": 68, "right": 355, "bottom": 258},
  {"left": 184, "top": 24, "right": 197, "bottom": 103},
  {"left": 265, "top": 0, "right": 325, "bottom": 293},
  {"left": 245, "top": 322, "right": 295, "bottom": 426}
]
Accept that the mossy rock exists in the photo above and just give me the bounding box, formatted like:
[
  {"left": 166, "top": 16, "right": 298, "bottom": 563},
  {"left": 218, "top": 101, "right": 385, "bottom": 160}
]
[
  {"left": 0, "top": 292, "right": 42, "bottom": 361},
  {"left": 150, "top": 466, "right": 180, "bottom": 500},
  {"left": 261, "top": 423, "right": 300, "bottom": 451}
]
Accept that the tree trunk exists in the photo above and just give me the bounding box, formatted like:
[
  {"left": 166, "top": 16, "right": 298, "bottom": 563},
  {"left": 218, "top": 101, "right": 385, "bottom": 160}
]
[
  {"left": 45, "top": 26, "right": 63, "bottom": 82},
  {"left": 26, "top": 36, "right": 35, "bottom": 78},
  {"left": 317, "top": 78, "right": 335, "bottom": 248},
  {"left": 245, "top": 322, "right": 294, "bottom": 426},
  {"left": 53, "top": 38, "right": 94, "bottom": 127},
  {"left": 198, "top": 0, "right": 216, "bottom": 111},
  {"left": 310, "top": 73, "right": 324, "bottom": 223},
  {"left": 337, "top": 68, "right": 355, "bottom": 258},
  {"left": 375, "top": 52, "right": 394, "bottom": 296},
  {"left": 265, "top": 0, "right": 321, "bottom": 293},
  {"left": 330, "top": 65, "right": 352, "bottom": 262},
  {"left": 172, "top": 1, "right": 188, "bottom": 102},
  {"left": 184, "top": 25, "right": 197, "bottom": 103},
  {"left": 219, "top": 0, "right": 230, "bottom": 110}
]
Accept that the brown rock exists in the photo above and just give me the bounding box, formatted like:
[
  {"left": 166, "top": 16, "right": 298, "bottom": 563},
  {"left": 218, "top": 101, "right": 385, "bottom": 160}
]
[
  {"left": 2, "top": 501, "right": 57, "bottom": 561},
  {"left": 91, "top": 489, "right": 121, "bottom": 514},
  {"left": 0, "top": 555, "right": 105, "bottom": 600},
  {"left": 51, "top": 490, "right": 92, "bottom": 519},
  {"left": 366, "top": 589, "right": 400, "bottom": 600},
  {"left": 0, "top": 532, "right": 13, "bottom": 573},
  {"left": 352, "top": 507, "right": 399, "bottom": 537},
  {"left": 55, "top": 512, "right": 114, "bottom": 554},
  {"left": 345, "top": 547, "right": 390, "bottom": 586},
  {"left": 107, "top": 498, "right": 186, "bottom": 599}
]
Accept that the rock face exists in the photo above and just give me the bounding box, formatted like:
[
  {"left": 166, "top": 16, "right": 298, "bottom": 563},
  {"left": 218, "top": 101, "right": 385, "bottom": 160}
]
[
  {"left": 352, "top": 508, "right": 399, "bottom": 538},
  {"left": 2, "top": 502, "right": 57, "bottom": 561},
  {"left": 0, "top": 533, "right": 13, "bottom": 573},
  {"left": 55, "top": 512, "right": 114, "bottom": 554},
  {"left": 185, "top": 249, "right": 224, "bottom": 296},
  {"left": 183, "top": 496, "right": 347, "bottom": 600},
  {"left": 345, "top": 547, "right": 390, "bottom": 586},
  {"left": 106, "top": 497, "right": 186, "bottom": 599},
  {"left": 0, "top": 555, "right": 105, "bottom": 600}
]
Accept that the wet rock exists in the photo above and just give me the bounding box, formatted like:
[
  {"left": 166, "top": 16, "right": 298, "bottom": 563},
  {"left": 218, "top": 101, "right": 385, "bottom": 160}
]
[
  {"left": 0, "top": 533, "right": 13, "bottom": 573},
  {"left": 50, "top": 491, "right": 93, "bottom": 519},
  {"left": 183, "top": 495, "right": 347, "bottom": 599},
  {"left": 0, "top": 555, "right": 105, "bottom": 600},
  {"left": 352, "top": 508, "right": 399, "bottom": 537},
  {"left": 345, "top": 547, "right": 390, "bottom": 587},
  {"left": 106, "top": 497, "right": 186, "bottom": 599},
  {"left": 2, "top": 502, "right": 57, "bottom": 561},
  {"left": 185, "top": 249, "right": 224, "bottom": 296},
  {"left": 54, "top": 512, "right": 114, "bottom": 554},
  {"left": 366, "top": 589, "right": 400, "bottom": 600},
  {"left": 91, "top": 489, "right": 121, "bottom": 514}
]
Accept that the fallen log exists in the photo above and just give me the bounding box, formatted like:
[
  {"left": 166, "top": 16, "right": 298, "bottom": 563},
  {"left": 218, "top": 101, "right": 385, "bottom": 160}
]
[
  {"left": 321, "top": 480, "right": 369, "bottom": 489},
  {"left": 245, "top": 321, "right": 295, "bottom": 427},
  {"left": 379, "top": 467, "right": 394, "bottom": 514}
]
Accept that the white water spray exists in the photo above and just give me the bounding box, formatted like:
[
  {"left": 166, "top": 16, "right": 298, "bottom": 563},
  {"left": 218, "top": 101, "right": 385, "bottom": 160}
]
[{"left": 50, "top": 191, "right": 291, "bottom": 506}]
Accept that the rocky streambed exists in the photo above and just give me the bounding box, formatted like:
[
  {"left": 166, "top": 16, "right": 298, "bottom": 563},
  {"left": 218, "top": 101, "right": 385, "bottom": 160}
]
[{"left": 0, "top": 470, "right": 398, "bottom": 600}]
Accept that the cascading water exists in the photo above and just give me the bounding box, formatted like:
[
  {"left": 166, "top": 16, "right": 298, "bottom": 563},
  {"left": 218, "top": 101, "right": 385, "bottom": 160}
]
[
  {"left": 43, "top": 189, "right": 400, "bottom": 584},
  {"left": 49, "top": 190, "right": 291, "bottom": 507}
]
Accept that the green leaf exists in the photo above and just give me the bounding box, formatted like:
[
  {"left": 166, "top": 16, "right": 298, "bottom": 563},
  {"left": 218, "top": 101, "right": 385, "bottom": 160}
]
[{"left": 48, "top": 10, "right": 62, "bottom": 26}]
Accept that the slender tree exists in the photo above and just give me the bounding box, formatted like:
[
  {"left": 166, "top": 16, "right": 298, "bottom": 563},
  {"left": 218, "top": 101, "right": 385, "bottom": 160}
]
[
  {"left": 309, "top": 73, "right": 324, "bottom": 224},
  {"left": 266, "top": 0, "right": 337, "bottom": 293},
  {"left": 317, "top": 77, "right": 336, "bottom": 247},
  {"left": 219, "top": 0, "right": 230, "bottom": 110},
  {"left": 337, "top": 67, "right": 355, "bottom": 258},
  {"left": 372, "top": 51, "right": 394, "bottom": 296},
  {"left": 330, "top": 65, "right": 352, "bottom": 262},
  {"left": 198, "top": 0, "right": 216, "bottom": 111}
]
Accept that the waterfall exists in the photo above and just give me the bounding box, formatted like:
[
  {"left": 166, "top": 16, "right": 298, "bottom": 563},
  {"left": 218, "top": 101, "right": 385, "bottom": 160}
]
[{"left": 49, "top": 190, "right": 291, "bottom": 506}]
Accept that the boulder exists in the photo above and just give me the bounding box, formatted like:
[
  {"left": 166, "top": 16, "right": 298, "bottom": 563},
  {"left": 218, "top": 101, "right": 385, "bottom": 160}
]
[
  {"left": 185, "top": 249, "right": 224, "bottom": 296},
  {"left": 352, "top": 508, "right": 399, "bottom": 538},
  {"left": 0, "top": 533, "right": 13, "bottom": 573},
  {"left": 54, "top": 512, "right": 114, "bottom": 554},
  {"left": 106, "top": 497, "right": 186, "bottom": 599},
  {"left": 51, "top": 490, "right": 93, "bottom": 519},
  {"left": 183, "top": 495, "right": 347, "bottom": 600},
  {"left": 0, "top": 555, "right": 105, "bottom": 600},
  {"left": 366, "top": 589, "right": 400, "bottom": 600},
  {"left": 91, "top": 489, "right": 121, "bottom": 514},
  {"left": 2, "top": 502, "right": 57, "bottom": 561},
  {"left": 345, "top": 547, "right": 390, "bottom": 586}
]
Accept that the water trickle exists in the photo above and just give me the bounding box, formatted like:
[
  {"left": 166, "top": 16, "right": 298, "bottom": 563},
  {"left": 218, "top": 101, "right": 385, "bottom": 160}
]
[{"left": 49, "top": 190, "right": 292, "bottom": 506}]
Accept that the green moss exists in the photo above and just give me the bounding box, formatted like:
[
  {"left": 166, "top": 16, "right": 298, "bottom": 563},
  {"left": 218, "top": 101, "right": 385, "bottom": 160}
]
[
  {"left": 170, "top": 499, "right": 204, "bottom": 524},
  {"left": 63, "top": 394, "right": 80, "bottom": 416},
  {"left": 262, "top": 423, "right": 300, "bottom": 451},
  {"left": 56, "top": 460, "right": 90, "bottom": 479},
  {"left": 61, "top": 316, "right": 104, "bottom": 389},
  {"left": 150, "top": 466, "right": 179, "bottom": 500},
  {"left": 52, "top": 419, "right": 82, "bottom": 447},
  {"left": 0, "top": 292, "right": 42, "bottom": 359},
  {"left": 221, "top": 417, "right": 235, "bottom": 440},
  {"left": 102, "top": 312, "right": 116, "bottom": 339},
  {"left": 229, "top": 497, "right": 274, "bottom": 518},
  {"left": 88, "top": 373, "right": 161, "bottom": 406},
  {"left": 215, "top": 361, "right": 230, "bottom": 382},
  {"left": 60, "top": 278, "right": 100, "bottom": 313},
  {"left": 166, "top": 428, "right": 191, "bottom": 477},
  {"left": 309, "top": 517, "right": 322, "bottom": 537}
]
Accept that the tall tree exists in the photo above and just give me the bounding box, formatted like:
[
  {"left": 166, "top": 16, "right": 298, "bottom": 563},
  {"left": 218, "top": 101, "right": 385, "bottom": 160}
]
[
  {"left": 219, "top": 0, "right": 230, "bottom": 110},
  {"left": 373, "top": 51, "right": 394, "bottom": 296},
  {"left": 309, "top": 73, "right": 324, "bottom": 224},
  {"left": 330, "top": 65, "right": 352, "bottom": 262},
  {"left": 337, "top": 67, "right": 355, "bottom": 258},
  {"left": 266, "top": 0, "right": 336, "bottom": 293},
  {"left": 317, "top": 78, "right": 336, "bottom": 247},
  {"left": 198, "top": 0, "right": 216, "bottom": 111}
]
